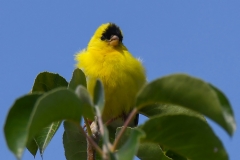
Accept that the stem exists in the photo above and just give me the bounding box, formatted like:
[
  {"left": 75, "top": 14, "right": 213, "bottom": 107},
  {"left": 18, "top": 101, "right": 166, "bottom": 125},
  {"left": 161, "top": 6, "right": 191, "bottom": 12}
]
[
  {"left": 84, "top": 117, "right": 93, "bottom": 136},
  {"left": 96, "top": 107, "right": 105, "bottom": 136},
  {"left": 79, "top": 125, "right": 103, "bottom": 157},
  {"left": 87, "top": 139, "right": 95, "bottom": 160},
  {"left": 95, "top": 107, "right": 111, "bottom": 159},
  {"left": 84, "top": 117, "right": 96, "bottom": 160},
  {"left": 112, "top": 108, "right": 138, "bottom": 151}
]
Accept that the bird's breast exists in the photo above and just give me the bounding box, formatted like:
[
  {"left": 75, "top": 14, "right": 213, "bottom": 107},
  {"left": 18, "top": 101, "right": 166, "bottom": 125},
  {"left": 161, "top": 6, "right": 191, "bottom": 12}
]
[{"left": 79, "top": 49, "right": 145, "bottom": 121}]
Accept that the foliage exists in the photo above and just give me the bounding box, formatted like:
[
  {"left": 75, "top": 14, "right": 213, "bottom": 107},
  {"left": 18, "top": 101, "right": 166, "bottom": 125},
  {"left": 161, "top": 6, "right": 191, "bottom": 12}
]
[{"left": 4, "top": 69, "right": 236, "bottom": 160}]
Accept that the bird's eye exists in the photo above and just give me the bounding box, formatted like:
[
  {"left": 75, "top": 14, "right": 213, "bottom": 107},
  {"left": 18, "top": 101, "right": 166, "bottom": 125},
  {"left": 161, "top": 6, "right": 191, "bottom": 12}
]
[{"left": 101, "top": 36, "right": 106, "bottom": 41}]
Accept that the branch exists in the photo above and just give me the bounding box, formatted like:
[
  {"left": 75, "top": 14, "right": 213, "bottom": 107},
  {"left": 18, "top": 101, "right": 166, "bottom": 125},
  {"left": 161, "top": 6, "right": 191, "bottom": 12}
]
[{"left": 112, "top": 108, "right": 138, "bottom": 151}]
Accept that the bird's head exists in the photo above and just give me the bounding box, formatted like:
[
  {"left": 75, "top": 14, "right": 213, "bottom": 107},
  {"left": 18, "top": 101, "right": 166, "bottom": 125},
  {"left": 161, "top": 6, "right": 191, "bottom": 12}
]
[{"left": 87, "top": 23, "right": 125, "bottom": 50}]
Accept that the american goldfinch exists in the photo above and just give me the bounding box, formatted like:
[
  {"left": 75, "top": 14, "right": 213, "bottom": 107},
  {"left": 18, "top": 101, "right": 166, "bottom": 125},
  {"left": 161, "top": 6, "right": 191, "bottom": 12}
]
[{"left": 75, "top": 23, "right": 146, "bottom": 126}]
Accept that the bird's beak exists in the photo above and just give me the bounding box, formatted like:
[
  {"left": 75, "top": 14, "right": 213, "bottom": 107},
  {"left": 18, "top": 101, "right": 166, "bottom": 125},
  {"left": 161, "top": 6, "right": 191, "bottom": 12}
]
[{"left": 108, "top": 35, "right": 120, "bottom": 46}]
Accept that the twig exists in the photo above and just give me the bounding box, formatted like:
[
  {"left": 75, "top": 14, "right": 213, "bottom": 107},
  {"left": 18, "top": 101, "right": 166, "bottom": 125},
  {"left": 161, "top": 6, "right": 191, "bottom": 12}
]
[
  {"left": 112, "top": 108, "right": 138, "bottom": 151},
  {"left": 79, "top": 125, "right": 103, "bottom": 157},
  {"left": 95, "top": 107, "right": 105, "bottom": 136},
  {"left": 84, "top": 117, "right": 93, "bottom": 136}
]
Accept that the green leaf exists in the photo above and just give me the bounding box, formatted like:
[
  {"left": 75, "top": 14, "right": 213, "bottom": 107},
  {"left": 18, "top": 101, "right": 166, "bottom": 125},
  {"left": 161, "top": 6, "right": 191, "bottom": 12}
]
[
  {"left": 103, "top": 125, "right": 115, "bottom": 154},
  {"left": 35, "top": 121, "right": 61, "bottom": 157},
  {"left": 4, "top": 93, "right": 42, "bottom": 159},
  {"left": 165, "top": 150, "right": 187, "bottom": 160},
  {"left": 141, "top": 114, "right": 228, "bottom": 160},
  {"left": 107, "top": 126, "right": 118, "bottom": 144},
  {"left": 31, "top": 72, "right": 68, "bottom": 157},
  {"left": 26, "top": 137, "right": 38, "bottom": 157},
  {"left": 68, "top": 68, "right": 87, "bottom": 90},
  {"left": 208, "top": 84, "right": 236, "bottom": 132},
  {"left": 115, "top": 127, "right": 132, "bottom": 148},
  {"left": 28, "top": 88, "right": 92, "bottom": 139},
  {"left": 137, "top": 142, "right": 172, "bottom": 160},
  {"left": 140, "top": 104, "right": 206, "bottom": 122},
  {"left": 32, "top": 72, "right": 68, "bottom": 92},
  {"left": 75, "top": 86, "right": 94, "bottom": 120},
  {"left": 115, "top": 128, "right": 145, "bottom": 160},
  {"left": 94, "top": 80, "right": 105, "bottom": 114},
  {"left": 63, "top": 121, "right": 87, "bottom": 160},
  {"left": 5, "top": 88, "right": 94, "bottom": 159},
  {"left": 136, "top": 74, "right": 235, "bottom": 135},
  {"left": 99, "top": 125, "right": 116, "bottom": 160},
  {"left": 63, "top": 121, "right": 102, "bottom": 160},
  {"left": 115, "top": 127, "right": 170, "bottom": 160}
]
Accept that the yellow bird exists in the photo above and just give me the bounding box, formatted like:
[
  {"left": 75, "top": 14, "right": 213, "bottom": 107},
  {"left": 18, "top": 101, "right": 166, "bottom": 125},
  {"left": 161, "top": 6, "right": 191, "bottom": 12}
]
[{"left": 75, "top": 23, "right": 146, "bottom": 126}]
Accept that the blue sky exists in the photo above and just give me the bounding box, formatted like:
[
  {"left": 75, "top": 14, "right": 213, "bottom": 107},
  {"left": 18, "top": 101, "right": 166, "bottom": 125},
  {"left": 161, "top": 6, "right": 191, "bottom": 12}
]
[{"left": 1, "top": 1, "right": 239, "bottom": 160}]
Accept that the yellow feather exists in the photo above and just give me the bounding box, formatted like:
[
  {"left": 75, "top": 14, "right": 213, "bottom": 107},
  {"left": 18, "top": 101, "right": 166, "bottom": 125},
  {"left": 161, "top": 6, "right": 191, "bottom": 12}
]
[{"left": 75, "top": 23, "right": 146, "bottom": 123}]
